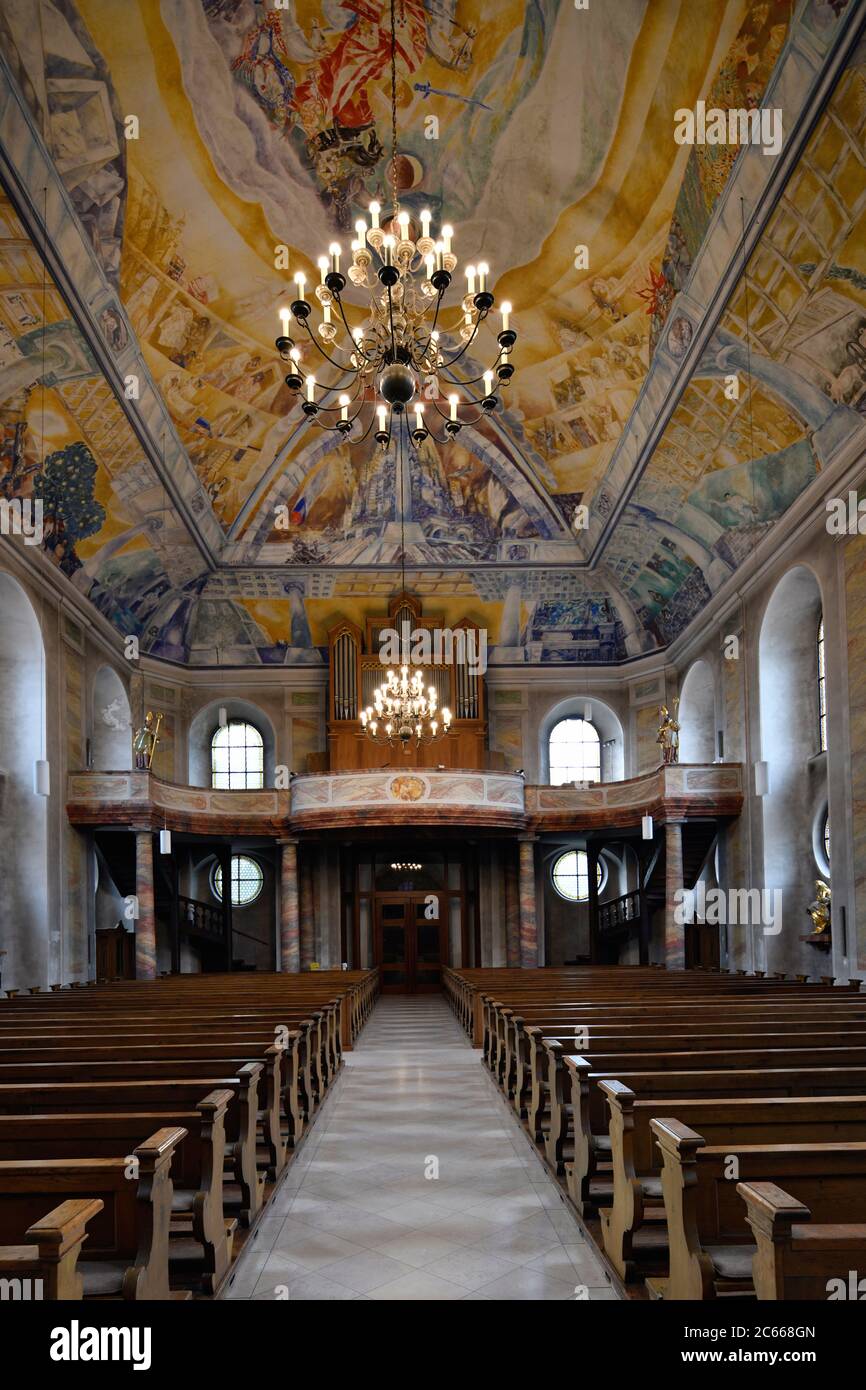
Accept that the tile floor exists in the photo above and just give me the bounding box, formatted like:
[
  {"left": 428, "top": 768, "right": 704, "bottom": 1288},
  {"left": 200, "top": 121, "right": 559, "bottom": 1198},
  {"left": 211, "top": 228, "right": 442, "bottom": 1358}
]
[{"left": 221, "top": 994, "right": 619, "bottom": 1301}]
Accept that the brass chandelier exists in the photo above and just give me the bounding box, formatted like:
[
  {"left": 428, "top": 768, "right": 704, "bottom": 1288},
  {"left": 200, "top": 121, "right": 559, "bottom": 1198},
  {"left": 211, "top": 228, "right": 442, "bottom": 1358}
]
[
  {"left": 360, "top": 665, "right": 451, "bottom": 750},
  {"left": 274, "top": 0, "right": 516, "bottom": 448}
]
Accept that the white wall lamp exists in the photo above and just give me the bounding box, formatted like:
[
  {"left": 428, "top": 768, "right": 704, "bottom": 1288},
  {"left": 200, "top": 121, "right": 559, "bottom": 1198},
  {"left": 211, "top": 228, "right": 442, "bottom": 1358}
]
[
  {"left": 34, "top": 760, "right": 50, "bottom": 797},
  {"left": 583, "top": 701, "right": 593, "bottom": 722},
  {"left": 641, "top": 813, "right": 654, "bottom": 840},
  {"left": 159, "top": 828, "right": 172, "bottom": 855},
  {"left": 754, "top": 761, "right": 770, "bottom": 797}
]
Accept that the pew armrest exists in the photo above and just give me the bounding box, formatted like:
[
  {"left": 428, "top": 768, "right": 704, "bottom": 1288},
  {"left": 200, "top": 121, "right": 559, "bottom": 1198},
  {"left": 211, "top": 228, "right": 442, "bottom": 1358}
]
[
  {"left": 123, "top": 1126, "right": 188, "bottom": 1302},
  {"left": 0, "top": 1198, "right": 104, "bottom": 1300},
  {"left": 738, "top": 1181, "right": 866, "bottom": 1300},
  {"left": 737, "top": 1181, "right": 810, "bottom": 1240}
]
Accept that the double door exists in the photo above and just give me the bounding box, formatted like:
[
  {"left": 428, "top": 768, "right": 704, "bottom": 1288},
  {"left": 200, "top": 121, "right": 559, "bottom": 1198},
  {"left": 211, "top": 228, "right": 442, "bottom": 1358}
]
[{"left": 374, "top": 893, "right": 445, "bottom": 993}]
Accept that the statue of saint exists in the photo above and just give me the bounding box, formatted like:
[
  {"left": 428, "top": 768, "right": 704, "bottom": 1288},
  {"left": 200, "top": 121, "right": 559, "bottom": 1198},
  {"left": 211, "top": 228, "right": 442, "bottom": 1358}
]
[
  {"left": 806, "top": 879, "right": 831, "bottom": 936},
  {"left": 133, "top": 710, "right": 162, "bottom": 770},
  {"left": 656, "top": 697, "right": 681, "bottom": 764}
]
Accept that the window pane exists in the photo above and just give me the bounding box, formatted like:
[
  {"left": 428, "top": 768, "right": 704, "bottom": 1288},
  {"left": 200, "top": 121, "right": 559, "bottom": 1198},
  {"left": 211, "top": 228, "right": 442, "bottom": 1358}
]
[
  {"left": 211, "top": 720, "right": 264, "bottom": 790},
  {"left": 549, "top": 718, "right": 602, "bottom": 786},
  {"left": 551, "top": 849, "right": 602, "bottom": 903},
  {"left": 211, "top": 854, "right": 263, "bottom": 907}
]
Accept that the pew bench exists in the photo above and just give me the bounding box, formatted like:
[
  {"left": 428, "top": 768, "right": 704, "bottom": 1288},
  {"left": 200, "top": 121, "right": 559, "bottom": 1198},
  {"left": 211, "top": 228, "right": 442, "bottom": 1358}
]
[
  {"left": 738, "top": 1181, "right": 866, "bottom": 1300},
  {"left": 647, "top": 1121, "right": 866, "bottom": 1300}
]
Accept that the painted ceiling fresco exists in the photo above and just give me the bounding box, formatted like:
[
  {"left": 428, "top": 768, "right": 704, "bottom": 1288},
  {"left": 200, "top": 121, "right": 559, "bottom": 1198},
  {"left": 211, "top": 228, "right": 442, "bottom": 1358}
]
[{"left": 0, "top": 0, "right": 864, "bottom": 665}]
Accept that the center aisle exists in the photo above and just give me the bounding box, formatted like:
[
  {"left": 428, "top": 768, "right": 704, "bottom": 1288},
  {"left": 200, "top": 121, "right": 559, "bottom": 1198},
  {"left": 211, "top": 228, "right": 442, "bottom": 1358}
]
[{"left": 222, "top": 994, "right": 618, "bottom": 1301}]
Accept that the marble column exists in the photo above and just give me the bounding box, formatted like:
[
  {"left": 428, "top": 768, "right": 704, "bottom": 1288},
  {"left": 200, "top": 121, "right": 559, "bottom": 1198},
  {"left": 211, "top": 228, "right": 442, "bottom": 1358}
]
[
  {"left": 664, "top": 821, "right": 685, "bottom": 970},
  {"left": 518, "top": 836, "right": 538, "bottom": 968},
  {"left": 280, "top": 838, "right": 300, "bottom": 973},
  {"left": 504, "top": 845, "right": 520, "bottom": 967},
  {"left": 134, "top": 829, "right": 157, "bottom": 979},
  {"left": 299, "top": 851, "right": 315, "bottom": 970}
]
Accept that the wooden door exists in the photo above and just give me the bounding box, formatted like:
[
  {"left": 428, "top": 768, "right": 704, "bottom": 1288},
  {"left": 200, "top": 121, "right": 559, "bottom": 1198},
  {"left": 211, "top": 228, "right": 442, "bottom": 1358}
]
[{"left": 374, "top": 894, "right": 446, "bottom": 993}]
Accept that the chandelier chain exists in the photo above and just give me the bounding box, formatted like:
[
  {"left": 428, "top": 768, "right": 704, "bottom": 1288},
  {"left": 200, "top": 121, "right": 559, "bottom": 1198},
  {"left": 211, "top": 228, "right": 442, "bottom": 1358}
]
[{"left": 390, "top": 0, "right": 399, "bottom": 221}]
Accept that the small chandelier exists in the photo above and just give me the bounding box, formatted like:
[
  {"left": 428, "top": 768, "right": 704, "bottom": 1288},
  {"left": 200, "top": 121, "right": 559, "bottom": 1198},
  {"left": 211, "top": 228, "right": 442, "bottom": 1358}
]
[
  {"left": 360, "top": 666, "right": 451, "bottom": 751},
  {"left": 273, "top": 0, "right": 516, "bottom": 448}
]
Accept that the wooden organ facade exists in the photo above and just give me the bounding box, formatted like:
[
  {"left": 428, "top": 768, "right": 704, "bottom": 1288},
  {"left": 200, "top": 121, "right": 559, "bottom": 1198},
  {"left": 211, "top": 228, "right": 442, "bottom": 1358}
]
[{"left": 326, "top": 594, "right": 487, "bottom": 770}]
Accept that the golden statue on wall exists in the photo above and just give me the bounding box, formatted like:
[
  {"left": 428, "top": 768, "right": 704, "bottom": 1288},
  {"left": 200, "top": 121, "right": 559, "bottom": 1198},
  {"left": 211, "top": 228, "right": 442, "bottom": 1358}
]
[
  {"left": 806, "top": 879, "right": 831, "bottom": 936},
  {"left": 656, "top": 697, "right": 680, "bottom": 764},
  {"left": 133, "top": 710, "right": 163, "bottom": 770}
]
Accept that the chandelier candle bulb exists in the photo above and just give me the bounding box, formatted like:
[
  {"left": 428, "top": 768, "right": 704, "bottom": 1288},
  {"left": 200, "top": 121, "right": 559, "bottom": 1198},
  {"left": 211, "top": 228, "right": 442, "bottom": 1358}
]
[
  {"left": 441, "top": 224, "right": 453, "bottom": 254},
  {"left": 306, "top": 374, "right": 316, "bottom": 402},
  {"left": 415, "top": 403, "right": 424, "bottom": 431},
  {"left": 317, "top": 256, "right": 328, "bottom": 283},
  {"left": 329, "top": 243, "right": 341, "bottom": 274},
  {"left": 339, "top": 394, "right": 349, "bottom": 421},
  {"left": 369, "top": 200, "right": 380, "bottom": 230},
  {"left": 279, "top": 306, "right": 291, "bottom": 335},
  {"left": 477, "top": 262, "right": 489, "bottom": 292},
  {"left": 377, "top": 403, "right": 387, "bottom": 433},
  {"left": 483, "top": 371, "right": 494, "bottom": 397},
  {"left": 397, "top": 211, "right": 410, "bottom": 238},
  {"left": 435, "top": 241, "right": 444, "bottom": 272},
  {"left": 449, "top": 394, "right": 458, "bottom": 422},
  {"left": 420, "top": 208, "right": 432, "bottom": 238},
  {"left": 465, "top": 265, "right": 476, "bottom": 294},
  {"left": 294, "top": 271, "right": 306, "bottom": 295},
  {"left": 500, "top": 301, "right": 512, "bottom": 331}
]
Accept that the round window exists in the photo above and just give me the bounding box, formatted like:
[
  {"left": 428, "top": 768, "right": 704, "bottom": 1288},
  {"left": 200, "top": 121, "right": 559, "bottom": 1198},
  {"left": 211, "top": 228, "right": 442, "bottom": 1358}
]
[
  {"left": 211, "top": 854, "right": 264, "bottom": 907},
  {"left": 552, "top": 849, "right": 604, "bottom": 903}
]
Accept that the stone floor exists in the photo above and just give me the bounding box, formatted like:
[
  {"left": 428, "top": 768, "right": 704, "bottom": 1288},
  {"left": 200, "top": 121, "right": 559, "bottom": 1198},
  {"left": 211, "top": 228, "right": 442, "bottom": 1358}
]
[{"left": 221, "top": 994, "right": 618, "bottom": 1301}]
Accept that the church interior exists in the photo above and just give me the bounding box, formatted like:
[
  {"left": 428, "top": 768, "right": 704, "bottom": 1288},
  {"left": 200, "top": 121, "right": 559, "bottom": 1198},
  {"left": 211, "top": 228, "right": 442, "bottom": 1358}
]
[{"left": 2, "top": 0, "right": 866, "bottom": 1329}]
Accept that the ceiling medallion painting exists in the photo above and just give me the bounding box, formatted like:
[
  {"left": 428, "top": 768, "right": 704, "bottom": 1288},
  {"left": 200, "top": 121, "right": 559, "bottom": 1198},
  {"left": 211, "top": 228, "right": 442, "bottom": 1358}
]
[{"left": 0, "top": 1, "right": 862, "bottom": 669}]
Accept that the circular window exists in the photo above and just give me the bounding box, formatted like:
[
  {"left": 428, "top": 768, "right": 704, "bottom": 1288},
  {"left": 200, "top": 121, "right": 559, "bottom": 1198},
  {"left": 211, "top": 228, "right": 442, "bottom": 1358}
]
[
  {"left": 211, "top": 854, "right": 264, "bottom": 907},
  {"left": 552, "top": 849, "right": 604, "bottom": 903}
]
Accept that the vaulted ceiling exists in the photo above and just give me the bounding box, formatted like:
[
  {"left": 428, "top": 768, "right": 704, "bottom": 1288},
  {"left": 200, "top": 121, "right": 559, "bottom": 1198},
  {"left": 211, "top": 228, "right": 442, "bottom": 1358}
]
[{"left": 0, "top": 0, "right": 864, "bottom": 666}]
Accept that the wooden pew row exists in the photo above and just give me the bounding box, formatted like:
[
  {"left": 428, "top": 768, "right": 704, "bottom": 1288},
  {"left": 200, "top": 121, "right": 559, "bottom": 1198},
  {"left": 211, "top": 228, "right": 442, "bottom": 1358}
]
[
  {"left": 596, "top": 1087, "right": 866, "bottom": 1282},
  {"left": 0, "top": 970, "right": 380, "bottom": 1299},
  {"left": 647, "top": 1121, "right": 866, "bottom": 1300},
  {"left": 0, "top": 1126, "right": 189, "bottom": 1300},
  {"left": 0, "top": 1070, "right": 265, "bottom": 1238},
  {"left": 0, "top": 1100, "right": 234, "bottom": 1293},
  {"left": 562, "top": 1053, "right": 866, "bottom": 1216}
]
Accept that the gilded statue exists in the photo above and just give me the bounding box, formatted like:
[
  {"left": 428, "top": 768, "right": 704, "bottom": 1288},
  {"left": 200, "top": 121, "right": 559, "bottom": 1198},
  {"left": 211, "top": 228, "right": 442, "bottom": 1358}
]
[
  {"left": 806, "top": 879, "right": 831, "bottom": 936},
  {"left": 656, "top": 697, "right": 680, "bottom": 765},
  {"left": 133, "top": 710, "right": 163, "bottom": 770}
]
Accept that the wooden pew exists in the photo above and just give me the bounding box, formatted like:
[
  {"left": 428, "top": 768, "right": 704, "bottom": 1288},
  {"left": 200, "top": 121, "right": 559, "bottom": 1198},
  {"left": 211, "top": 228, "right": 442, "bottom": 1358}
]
[
  {"left": 0, "top": 1199, "right": 103, "bottom": 1300},
  {"left": 738, "top": 1181, "right": 866, "bottom": 1300},
  {"left": 0, "top": 1100, "right": 234, "bottom": 1294},
  {"left": 597, "top": 1088, "right": 866, "bottom": 1280},
  {"left": 560, "top": 1050, "right": 866, "bottom": 1214},
  {"left": 0, "top": 1127, "right": 187, "bottom": 1300},
  {"left": 648, "top": 1120, "right": 866, "bottom": 1300}
]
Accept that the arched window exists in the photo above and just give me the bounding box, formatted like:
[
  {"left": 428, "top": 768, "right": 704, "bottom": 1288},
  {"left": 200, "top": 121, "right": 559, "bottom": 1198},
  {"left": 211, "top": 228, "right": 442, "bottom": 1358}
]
[
  {"left": 551, "top": 849, "right": 604, "bottom": 903},
  {"left": 211, "top": 721, "right": 264, "bottom": 790},
  {"left": 211, "top": 854, "right": 264, "bottom": 907},
  {"left": 817, "top": 618, "right": 827, "bottom": 752},
  {"left": 549, "top": 718, "right": 601, "bottom": 785}
]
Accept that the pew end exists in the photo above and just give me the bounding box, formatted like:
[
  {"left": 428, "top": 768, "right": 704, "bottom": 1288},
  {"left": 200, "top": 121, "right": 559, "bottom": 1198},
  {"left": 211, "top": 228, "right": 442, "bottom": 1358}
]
[
  {"left": 739, "top": 1180, "right": 866, "bottom": 1300},
  {"left": 0, "top": 1198, "right": 103, "bottom": 1300}
]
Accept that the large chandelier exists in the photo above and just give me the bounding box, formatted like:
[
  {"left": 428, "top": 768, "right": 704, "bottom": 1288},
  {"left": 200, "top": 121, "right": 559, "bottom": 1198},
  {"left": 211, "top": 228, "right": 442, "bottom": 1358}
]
[
  {"left": 274, "top": 0, "right": 516, "bottom": 448},
  {"left": 360, "top": 665, "right": 451, "bottom": 750}
]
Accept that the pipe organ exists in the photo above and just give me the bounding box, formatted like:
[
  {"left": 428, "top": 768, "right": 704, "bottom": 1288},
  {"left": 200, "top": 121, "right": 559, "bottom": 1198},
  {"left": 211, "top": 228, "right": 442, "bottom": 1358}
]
[{"left": 326, "top": 594, "right": 487, "bottom": 770}]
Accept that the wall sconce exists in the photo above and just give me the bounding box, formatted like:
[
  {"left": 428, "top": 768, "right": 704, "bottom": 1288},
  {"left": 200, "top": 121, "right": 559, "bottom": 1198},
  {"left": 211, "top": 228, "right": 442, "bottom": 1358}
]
[
  {"left": 583, "top": 701, "right": 593, "bottom": 722},
  {"left": 641, "top": 813, "right": 654, "bottom": 840},
  {"left": 34, "top": 760, "right": 50, "bottom": 797},
  {"left": 159, "top": 829, "right": 172, "bottom": 854},
  {"left": 754, "top": 761, "right": 769, "bottom": 797},
  {"left": 218, "top": 707, "right": 228, "bottom": 729}
]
